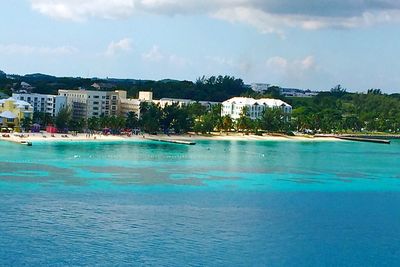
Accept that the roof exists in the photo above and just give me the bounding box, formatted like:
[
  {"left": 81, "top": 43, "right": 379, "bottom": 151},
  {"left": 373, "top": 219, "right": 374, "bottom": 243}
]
[
  {"left": 0, "top": 97, "right": 33, "bottom": 109},
  {"left": 0, "top": 111, "right": 17, "bottom": 119},
  {"left": 222, "top": 97, "right": 291, "bottom": 108}
]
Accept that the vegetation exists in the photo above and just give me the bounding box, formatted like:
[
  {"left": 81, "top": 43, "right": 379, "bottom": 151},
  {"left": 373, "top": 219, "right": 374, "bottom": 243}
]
[
  {"left": 1, "top": 69, "right": 399, "bottom": 135},
  {"left": 290, "top": 85, "right": 400, "bottom": 133},
  {"left": 0, "top": 72, "right": 249, "bottom": 102}
]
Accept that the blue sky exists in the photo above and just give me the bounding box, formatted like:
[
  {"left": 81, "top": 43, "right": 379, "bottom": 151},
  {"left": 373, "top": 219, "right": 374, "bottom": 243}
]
[{"left": 1, "top": 1, "right": 400, "bottom": 92}]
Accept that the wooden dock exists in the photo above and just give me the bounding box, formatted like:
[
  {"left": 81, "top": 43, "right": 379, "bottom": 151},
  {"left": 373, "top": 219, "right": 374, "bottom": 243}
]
[
  {"left": 337, "top": 136, "right": 391, "bottom": 144},
  {"left": 145, "top": 137, "right": 196, "bottom": 145}
]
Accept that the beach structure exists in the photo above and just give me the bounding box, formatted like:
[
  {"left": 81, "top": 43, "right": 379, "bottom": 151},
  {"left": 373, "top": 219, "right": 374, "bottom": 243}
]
[
  {"left": 221, "top": 97, "right": 292, "bottom": 120},
  {"left": 58, "top": 89, "right": 121, "bottom": 119},
  {"left": 12, "top": 93, "right": 67, "bottom": 117},
  {"left": 0, "top": 98, "right": 33, "bottom": 130}
]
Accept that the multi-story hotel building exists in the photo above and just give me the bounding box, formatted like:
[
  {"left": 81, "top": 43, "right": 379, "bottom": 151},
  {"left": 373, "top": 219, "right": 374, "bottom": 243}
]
[
  {"left": 221, "top": 97, "right": 292, "bottom": 120},
  {"left": 12, "top": 93, "right": 67, "bottom": 117},
  {"left": 58, "top": 90, "right": 120, "bottom": 119}
]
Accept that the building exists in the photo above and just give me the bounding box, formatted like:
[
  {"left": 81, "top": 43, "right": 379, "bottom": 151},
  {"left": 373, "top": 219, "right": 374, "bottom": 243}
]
[
  {"left": 91, "top": 82, "right": 116, "bottom": 90},
  {"left": 280, "top": 88, "right": 318, "bottom": 98},
  {"left": 251, "top": 83, "right": 270, "bottom": 93},
  {"left": 221, "top": 97, "right": 292, "bottom": 120},
  {"left": 58, "top": 89, "right": 120, "bottom": 119},
  {"left": 138, "top": 91, "right": 153, "bottom": 101},
  {"left": 117, "top": 90, "right": 141, "bottom": 118},
  {"left": 12, "top": 93, "right": 67, "bottom": 117},
  {"left": 156, "top": 98, "right": 219, "bottom": 109},
  {"left": 0, "top": 98, "right": 33, "bottom": 130}
]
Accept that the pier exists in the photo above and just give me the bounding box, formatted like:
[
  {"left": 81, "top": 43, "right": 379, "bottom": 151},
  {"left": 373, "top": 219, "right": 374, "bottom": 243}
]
[
  {"left": 337, "top": 136, "right": 391, "bottom": 144},
  {"left": 314, "top": 134, "right": 391, "bottom": 144},
  {"left": 144, "top": 137, "right": 196, "bottom": 145}
]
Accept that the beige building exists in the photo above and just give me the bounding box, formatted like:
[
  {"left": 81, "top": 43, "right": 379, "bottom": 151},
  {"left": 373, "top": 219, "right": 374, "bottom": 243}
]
[
  {"left": 58, "top": 89, "right": 120, "bottom": 119},
  {"left": 138, "top": 91, "right": 153, "bottom": 101}
]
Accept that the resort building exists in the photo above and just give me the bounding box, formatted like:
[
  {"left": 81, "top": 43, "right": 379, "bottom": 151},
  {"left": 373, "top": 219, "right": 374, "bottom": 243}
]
[
  {"left": 58, "top": 89, "right": 120, "bottom": 119},
  {"left": 221, "top": 97, "right": 292, "bottom": 120},
  {"left": 12, "top": 93, "right": 67, "bottom": 117},
  {"left": 156, "top": 98, "right": 220, "bottom": 110},
  {"left": 117, "top": 90, "right": 141, "bottom": 118},
  {"left": 0, "top": 98, "right": 33, "bottom": 130},
  {"left": 138, "top": 91, "right": 153, "bottom": 101}
]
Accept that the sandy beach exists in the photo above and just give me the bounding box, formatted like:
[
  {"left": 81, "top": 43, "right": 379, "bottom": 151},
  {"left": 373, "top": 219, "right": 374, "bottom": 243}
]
[{"left": 0, "top": 132, "right": 341, "bottom": 144}]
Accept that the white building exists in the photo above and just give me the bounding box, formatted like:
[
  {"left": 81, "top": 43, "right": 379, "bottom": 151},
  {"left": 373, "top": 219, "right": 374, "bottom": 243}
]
[
  {"left": 221, "top": 97, "right": 292, "bottom": 120},
  {"left": 58, "top": 89, "right": 120, "bottom": 119},
  {"left": 251, "top": 83, "right": 270, "bottom": 93},
  {"left": 156, "top": 98, "right": 219, "bottom": 110},
  {"left": 12, "top": 93, "right": 67, "bottom": 117},
  {"left": 280, "top": 88, "right": 318, "bottom": 98}
]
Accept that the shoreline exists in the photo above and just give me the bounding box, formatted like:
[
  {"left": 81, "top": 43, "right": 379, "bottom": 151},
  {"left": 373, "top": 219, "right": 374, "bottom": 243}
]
[{"left": 0, "top": 132, "right": 342, "bottom": 145}]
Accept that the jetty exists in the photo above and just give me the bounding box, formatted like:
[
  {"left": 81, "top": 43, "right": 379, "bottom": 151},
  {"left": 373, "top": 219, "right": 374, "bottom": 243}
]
[
  {"left": 144, "top": 136, "right": 196, "bottom": 145},
  {"left": 315, "top": 134, "right": 391, "bottom": 144},
  {"left": 337, "top": 136, "right": 391, "bottom": 144}
]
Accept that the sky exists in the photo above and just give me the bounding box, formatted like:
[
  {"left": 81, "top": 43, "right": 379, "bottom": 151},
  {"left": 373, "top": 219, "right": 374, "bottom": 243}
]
[{"left": 1, "top": 1, "right": 400, "bottom": 92}]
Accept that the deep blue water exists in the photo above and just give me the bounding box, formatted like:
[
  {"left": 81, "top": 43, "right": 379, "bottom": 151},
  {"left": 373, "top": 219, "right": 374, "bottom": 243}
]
[{"left": 1, "top": 140, "right": 400, "bottom": 266}]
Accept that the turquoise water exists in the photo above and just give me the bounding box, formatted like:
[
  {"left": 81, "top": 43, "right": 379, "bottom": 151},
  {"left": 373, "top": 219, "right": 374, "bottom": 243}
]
[
  {"left": 1, "top": 140, "right": 400, "bottom": 265},
  {"left": 1, "top": 139, "right": 399, "bottom": 192}
]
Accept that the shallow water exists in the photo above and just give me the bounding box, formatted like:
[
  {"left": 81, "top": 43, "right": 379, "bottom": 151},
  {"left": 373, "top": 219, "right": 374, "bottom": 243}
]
[{"left": 1, "top": 140, "right": 399, "bottom": 265}]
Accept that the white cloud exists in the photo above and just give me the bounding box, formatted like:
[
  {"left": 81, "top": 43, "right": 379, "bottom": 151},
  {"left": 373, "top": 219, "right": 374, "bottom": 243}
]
[
  {"left": 266, "top": 55, "right": 319, "bottom": 85},
  {"left": 142, "top": 45, "right": 188, "bottom": 67},
  {"left": 142, "top": 45, "right": 164, "bottom": 62},
  {"left": 30, "top": 0, "right": 400, "bottom": 33},
  {"left": 30, "top": 0, "right": 135, "bottom": 21},
  {"left": 0, "top": 44, "right": 78, "bottom": 55},
  {"left": 105, "top": 38, "right": 133, "bottom": 56}
]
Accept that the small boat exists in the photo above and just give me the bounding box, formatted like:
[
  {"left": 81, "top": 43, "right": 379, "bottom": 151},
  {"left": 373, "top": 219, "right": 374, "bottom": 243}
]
[{"left": 20, "top": 141, "right": 32, "bottom": 146}]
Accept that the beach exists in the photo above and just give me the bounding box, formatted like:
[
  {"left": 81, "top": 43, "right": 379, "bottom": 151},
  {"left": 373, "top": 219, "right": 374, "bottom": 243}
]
[{"left": 0, "top": 132, "right": 341, "bottom": 144}]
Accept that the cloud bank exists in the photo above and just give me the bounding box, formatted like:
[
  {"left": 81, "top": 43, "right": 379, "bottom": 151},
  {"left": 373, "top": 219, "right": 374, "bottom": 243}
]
[{"left": 30, "top": 0, "right": 400, "bottom": 32}]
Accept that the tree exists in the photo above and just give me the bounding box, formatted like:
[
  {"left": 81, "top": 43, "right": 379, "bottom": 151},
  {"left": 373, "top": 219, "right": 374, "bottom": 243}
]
[
  {"left": 21, "top": 117, "right": 32, "bottom": 132},
  {"left": 260, "top": 108, "right": 286, "bottom": 132},
  {"left": 330, "top": 84, "right": 347, "bottom": 97},
  {"left": 139, "top": 102, "right": 161, "bottom": 133},
  {"left": 236, "top": 107, "right": 252, "bottom": 132},
  {"left": 33, "top": 111, "right": 53, "bottom": 128},
  {"left": 125, "top": 111, "right": 139, "bottom": 130},
  {"left": 54, "top": 107, "right": 71, "bottom": 132},
  {"left": 367, "top": 88, "right": 382, "bottom": 95},
  {"left": 88, "top": 117, "right": 100, "bottom": 131},
  {"left": 221, "top": 115, "right": 233, "bottom": 132}
]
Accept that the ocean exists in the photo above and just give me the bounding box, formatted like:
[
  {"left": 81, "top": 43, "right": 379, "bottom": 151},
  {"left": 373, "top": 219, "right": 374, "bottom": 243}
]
[{"left": 0, "top": 139, "right": 399, "bottom": 266}]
